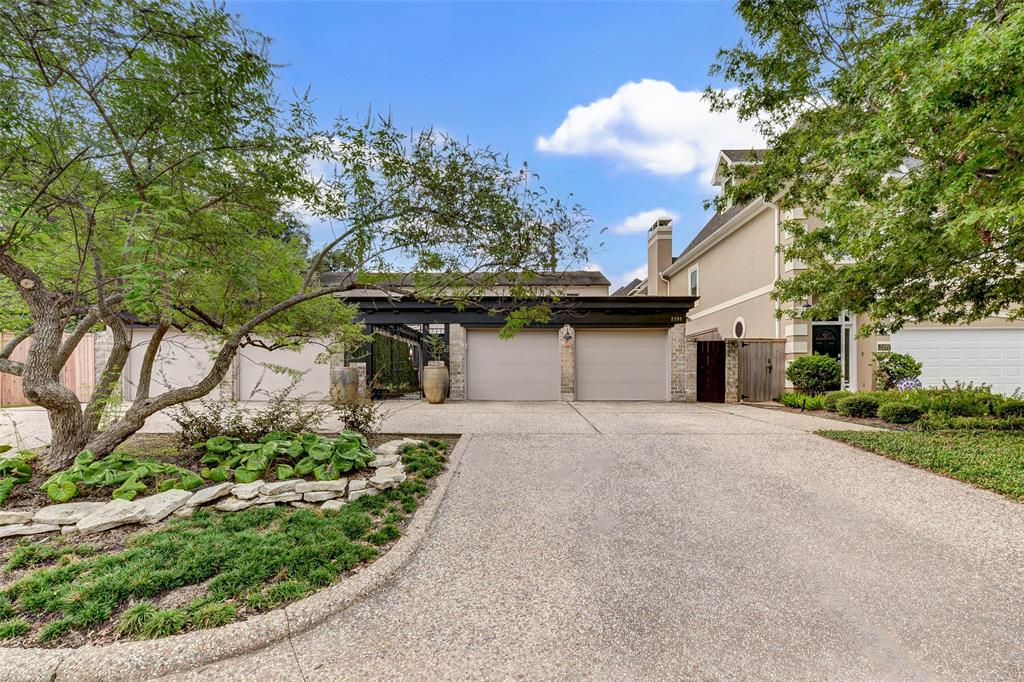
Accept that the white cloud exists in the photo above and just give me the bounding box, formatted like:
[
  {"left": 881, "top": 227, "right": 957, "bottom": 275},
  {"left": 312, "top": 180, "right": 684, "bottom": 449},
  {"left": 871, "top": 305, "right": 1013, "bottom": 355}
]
[
  {"left": 612, "top": 208, "right": 679, "bottom": 234},
  {"left": 537, "top": 79, "right": 764, "bottom": 183},
  {"left": 581, "top": 262, "right": 602, "bottom": 272},
  {"left": 612, "top": 264, "right": 648, "bottom": 291}
]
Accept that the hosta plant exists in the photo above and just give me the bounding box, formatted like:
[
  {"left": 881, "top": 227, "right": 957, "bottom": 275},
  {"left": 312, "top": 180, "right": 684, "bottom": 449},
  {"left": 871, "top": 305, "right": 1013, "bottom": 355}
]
[
  {"left": 0, "top": 446, "right": 34, "bottom": 505},
  {"left": 197, "top": 431, "right": 375, "bottom": 484},
  {"left": 41, "top": 451, "right": 204, "bottom": 503}
]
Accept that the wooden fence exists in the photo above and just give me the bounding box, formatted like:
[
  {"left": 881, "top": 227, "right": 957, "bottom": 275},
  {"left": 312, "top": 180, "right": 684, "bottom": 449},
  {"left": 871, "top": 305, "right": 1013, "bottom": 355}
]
[
  {"left": 0, "top": 333, "right": 96, "bottom": 407},
  {"left": 738, "top": 338, "right": 785, "bottom": 402}
]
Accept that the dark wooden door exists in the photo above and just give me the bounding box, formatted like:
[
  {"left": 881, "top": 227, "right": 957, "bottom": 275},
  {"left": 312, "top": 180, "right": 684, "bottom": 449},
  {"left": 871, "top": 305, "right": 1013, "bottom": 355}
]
[
  {"left": 812, "top": 325, "right": 841, "bottom": 360},
  {"left": 697, "top": 340, "right": 726, "bottom": 403}
]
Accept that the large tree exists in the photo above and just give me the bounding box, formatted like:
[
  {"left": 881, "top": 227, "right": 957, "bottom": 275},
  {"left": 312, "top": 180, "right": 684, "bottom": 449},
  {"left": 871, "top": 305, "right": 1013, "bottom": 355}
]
[
  {"left": 708, "top": 0, "right": 1024, "bottom": 332},
  {"left": 0, "top": 0, "right": 587, "bottom": 471}
]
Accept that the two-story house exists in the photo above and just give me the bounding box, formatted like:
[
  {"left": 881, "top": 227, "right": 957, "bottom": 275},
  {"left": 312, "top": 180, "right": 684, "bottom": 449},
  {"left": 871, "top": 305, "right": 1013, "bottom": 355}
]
[{"left": 627, "top": 149, "right": 1024, "bottom": 395}]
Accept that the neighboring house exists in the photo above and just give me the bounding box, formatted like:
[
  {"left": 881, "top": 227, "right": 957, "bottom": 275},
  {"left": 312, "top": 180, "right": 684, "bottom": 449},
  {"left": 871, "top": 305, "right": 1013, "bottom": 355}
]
[
  {"left": 111, "top": 270, "right": 700, "bottom": 403},
  {"left": 634, "top": 148, "right": 1024, "bottom": 395}
]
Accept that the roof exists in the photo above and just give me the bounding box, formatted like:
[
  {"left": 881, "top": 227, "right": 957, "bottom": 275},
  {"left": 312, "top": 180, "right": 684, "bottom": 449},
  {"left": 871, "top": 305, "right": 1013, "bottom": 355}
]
[
  {"left": 321, "top": 270, "right": 609, "bottom": 290},
  {"left": 674, "top": 200, "right": 754, "bottom": 264},
  {"left": 719, "top": 148, "right": 768, "bottom": 164},
  {"left": 611, "top": 278, "right": 642, "bottom": 297}
]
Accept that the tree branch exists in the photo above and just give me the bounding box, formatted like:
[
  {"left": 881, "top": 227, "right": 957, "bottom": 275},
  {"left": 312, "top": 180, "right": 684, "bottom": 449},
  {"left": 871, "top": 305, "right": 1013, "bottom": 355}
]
[{"left": 134, "top": 320, "right": 169, "bottom": 401}]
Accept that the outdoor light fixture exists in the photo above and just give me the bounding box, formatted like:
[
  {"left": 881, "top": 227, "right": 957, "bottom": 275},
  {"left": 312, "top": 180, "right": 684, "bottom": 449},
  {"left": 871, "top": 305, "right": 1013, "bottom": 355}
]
[{"left": 563, "top": 330, "right": 572, "bottom": 342}]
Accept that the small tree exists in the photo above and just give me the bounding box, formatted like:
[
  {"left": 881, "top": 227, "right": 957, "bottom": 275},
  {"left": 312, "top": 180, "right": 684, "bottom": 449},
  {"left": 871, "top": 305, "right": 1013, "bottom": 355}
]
[
  {"left": 785, "top": 354, "right": 842, "bottom": 394},
  {"left": 0, "top": 0, "right": 588, "bottom": 471},
  {"left": 873, "top": 352, "right": 923, "bottom": 390}
]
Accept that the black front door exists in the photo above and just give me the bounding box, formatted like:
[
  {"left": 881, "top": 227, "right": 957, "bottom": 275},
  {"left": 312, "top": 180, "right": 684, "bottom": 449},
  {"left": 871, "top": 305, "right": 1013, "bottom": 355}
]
[
  {"left": 697, "top": 340, "right": 726, "bottom": 403},
  {"left": 812, "top": 325, "right": 841, "bottom": 360}
]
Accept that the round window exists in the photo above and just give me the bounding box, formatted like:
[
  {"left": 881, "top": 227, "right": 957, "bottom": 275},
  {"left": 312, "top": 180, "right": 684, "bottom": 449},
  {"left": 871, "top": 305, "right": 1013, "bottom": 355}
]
[{"left": 733, "top": 318, "right": 745, "bottom": 338}]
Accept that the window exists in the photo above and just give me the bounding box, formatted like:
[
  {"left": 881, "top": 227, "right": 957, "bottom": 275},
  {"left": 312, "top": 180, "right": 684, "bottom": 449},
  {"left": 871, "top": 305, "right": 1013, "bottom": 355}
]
[
  {"left": 733, "top": 318, "right": 745, "bottom": 338},
  {"left": 688, "top": 266, "right": 698, "bottom": 297}
]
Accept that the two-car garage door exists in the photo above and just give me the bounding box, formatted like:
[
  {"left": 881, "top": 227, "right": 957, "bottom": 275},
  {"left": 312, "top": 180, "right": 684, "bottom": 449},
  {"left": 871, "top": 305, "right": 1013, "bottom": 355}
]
[
  {"left": 465, "top": 328, "right": 668, "bottom": 401},
  {"left": 892, "top": 328, "right": 1024, "bottom": 395}
]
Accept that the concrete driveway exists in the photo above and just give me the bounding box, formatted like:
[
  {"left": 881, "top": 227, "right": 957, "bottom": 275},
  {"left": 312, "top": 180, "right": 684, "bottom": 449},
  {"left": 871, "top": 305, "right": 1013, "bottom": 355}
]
[{"left": 150, "top": 401, "right": 1024, "bottom": 681}]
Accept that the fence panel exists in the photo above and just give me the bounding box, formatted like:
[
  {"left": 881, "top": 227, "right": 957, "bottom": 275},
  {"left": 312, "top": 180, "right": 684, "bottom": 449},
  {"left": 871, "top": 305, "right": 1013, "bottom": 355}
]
[{"left": 739, "top": 338, "right": 785, "bottom": 402}]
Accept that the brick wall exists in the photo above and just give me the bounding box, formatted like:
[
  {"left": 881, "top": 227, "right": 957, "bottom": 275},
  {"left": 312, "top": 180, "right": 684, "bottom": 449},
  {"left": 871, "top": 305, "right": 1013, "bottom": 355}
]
[
  {"left": 559, "top": 325, "right": 575, "bottom": 401},
  {"left": 725, "top": 339, "right": 740, "bottom": 403},
  {"left": 669, "top": 323, "right": 695, "bottom": 401}
]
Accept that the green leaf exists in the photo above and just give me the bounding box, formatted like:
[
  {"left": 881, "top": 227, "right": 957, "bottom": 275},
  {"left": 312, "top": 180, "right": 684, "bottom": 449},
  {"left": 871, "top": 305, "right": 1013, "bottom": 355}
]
[
  {"left": 293, "top": 457, "right": 316, "bottom": 477},
  {"left": 0, "top": 478, "right": 13, "bottom": 505},
  {"left": 276, "top": 464, "right": 294, "bottom": 480},
  {"left": 233, "top": 468, "right": 261, "bottom": 484},
  {"left": 112, "top": 475, "right": 147, "bottom": 501},
  {"left": 202, "top": 466, "right": 230, "bottom": 482},
  {"left": 44, "top": 480, "right": 78, "bottom": 503},
  {"left": 74, "top": 450, "right": 97, "bottom": 466}
]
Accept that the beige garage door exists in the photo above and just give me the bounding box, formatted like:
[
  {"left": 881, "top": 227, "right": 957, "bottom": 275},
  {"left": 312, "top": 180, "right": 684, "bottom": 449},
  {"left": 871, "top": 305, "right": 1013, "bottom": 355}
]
[
  {"left": 467, "top": 329, "right": 559, "bottom": 400},
  {"left": 576, "top": 330, "right": 668, "bottom": 401}
]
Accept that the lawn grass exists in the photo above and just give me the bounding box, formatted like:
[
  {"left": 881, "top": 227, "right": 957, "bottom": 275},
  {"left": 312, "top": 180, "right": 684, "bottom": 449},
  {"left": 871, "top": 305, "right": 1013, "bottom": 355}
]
[
  {"left": 0, "top": 439, "right": 450, "bottom": 646},
  {"left": 819, "top": 430, "right": 1024, "bottom": 500}
]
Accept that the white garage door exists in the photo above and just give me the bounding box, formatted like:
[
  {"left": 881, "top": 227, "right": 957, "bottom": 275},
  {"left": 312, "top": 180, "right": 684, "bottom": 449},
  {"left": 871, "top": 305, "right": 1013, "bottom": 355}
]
[
  {"left": 467, "top": 329, "right": 559, "bottom": 400},
  {"left": 237, "top": 342, "right": 330, "bottom": 400},
  {"left": 891, "top": 328, "right": 1024, "bottom": 395},
  {"left": 576, "top": 330, "right": 668, "bottom": 401},
  {"left": 124, "top": 330, "right": 216, "bottom": 401}
]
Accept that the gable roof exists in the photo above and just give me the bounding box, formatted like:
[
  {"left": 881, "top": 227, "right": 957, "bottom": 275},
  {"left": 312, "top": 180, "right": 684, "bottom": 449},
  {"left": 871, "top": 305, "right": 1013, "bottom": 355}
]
[
  {"left": 719, "top": 148, "right": 767, "bottom": 164},
  {"left": 674, "top": 200, "right": 754, "bottom": 264},
  {"left": 611, "top": 278, "right": 642, "bottom": 297}
]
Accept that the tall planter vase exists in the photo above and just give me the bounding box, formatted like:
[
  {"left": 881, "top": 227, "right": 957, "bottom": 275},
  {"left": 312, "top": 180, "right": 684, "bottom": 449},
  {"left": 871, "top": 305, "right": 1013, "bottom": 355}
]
[
  {"left": 422, "top": 361, "right": 449, "bottom": 404},
  {"left": 331, "top": 366, "right": 361, "bottom": 402}
]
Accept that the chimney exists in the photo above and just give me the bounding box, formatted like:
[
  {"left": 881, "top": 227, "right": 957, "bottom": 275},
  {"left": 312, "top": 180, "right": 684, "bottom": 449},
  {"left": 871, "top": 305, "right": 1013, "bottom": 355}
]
[{"left": 647, "top": 217, "right": 673, "bottom": 296}]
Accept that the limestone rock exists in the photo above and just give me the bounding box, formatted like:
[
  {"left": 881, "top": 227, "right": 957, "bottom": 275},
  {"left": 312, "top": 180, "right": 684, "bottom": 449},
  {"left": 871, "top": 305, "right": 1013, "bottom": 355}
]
[
  {"left": 256, "top": 492, "right": 302, "bottom": 505},
  {"left": 348, "top": 479, "right": 367, "bottom": 492},
  {"left": 369, "top": 455, "right": 399, "bottom": 468},
  {"left": 295, "top": 480, "right": 347, "bottom": 494},
  {"left": 213, "top": 497, "right": 255, "bottom": 512},
  {"left": 135, "top": 489, "right": 193, "bottom": 524},
  {"left": 34, "top": 502, "right": 107, "bottom": 526},
  {"left": 0, "top": 510, "right": 35, "bottom": 526},
  {"left": 259, "top": 479, "right": 300, "bottom": 496},
  {"left": 303, "top": 491, "right": 340, "bottom": 503},
  {"left": 230, "top": 480, "right": 265, "bottom": 500},
  {"left": 373, "top": 438, "right": 421, "bottom": 458},
  {"left": 187, "top": 482, "right": 234, "bottom": 507},
  {"left": 321, "top": 499, "right": 345, "bottom": 512},
  {"left": 348, "top": 487, "right": 378, "bottom": 502},
  {"left": 369, "top": 466, "right": 406, "bottom": 490},
  {"left": 0, "top": 523, "right": 60, "bottom": 539},
  {"left": 76, "top": 499, "right": 146, "bottom": 535},
  {"left": 61, "top": 525, "right": 79, "bottom": 536},
  {"left": 290, "top": 501, "right": 317, "bottom": 509},
  {"left": 172, "top": 506, "right": 195, "bottom": 519}
]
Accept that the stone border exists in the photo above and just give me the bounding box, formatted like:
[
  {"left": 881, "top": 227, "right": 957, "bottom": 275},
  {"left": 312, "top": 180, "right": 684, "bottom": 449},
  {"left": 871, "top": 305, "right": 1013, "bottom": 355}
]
[{"left": 0, "top": 434, "right": 471, "bottom": 682}]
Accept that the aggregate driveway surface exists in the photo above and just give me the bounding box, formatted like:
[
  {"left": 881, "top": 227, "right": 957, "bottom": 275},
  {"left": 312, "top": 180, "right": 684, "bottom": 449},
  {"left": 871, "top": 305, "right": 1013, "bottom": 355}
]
[{"left": 152, "top": 401, "right": 1024, "bottom": 681}]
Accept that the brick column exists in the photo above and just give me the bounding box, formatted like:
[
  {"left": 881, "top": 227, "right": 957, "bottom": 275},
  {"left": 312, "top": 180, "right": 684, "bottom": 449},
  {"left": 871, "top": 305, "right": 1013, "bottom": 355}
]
[
  {"left": 92, "top": 328, "right": 124, "bottom": 401},
  {"left": 448, "top": 323, "right": 466, "bottom": 400},
  {"left": 669, "top": 323, "right": 695, "bottom": 402},
  {"left": 725, "top": 339, "right": 740, "bottom": 403},
  {"left": 559, "top": 324, "right": 575, "bottom": 401}
]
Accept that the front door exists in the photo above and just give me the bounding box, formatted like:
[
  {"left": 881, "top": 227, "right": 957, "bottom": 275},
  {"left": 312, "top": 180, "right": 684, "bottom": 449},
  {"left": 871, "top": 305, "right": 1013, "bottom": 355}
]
[
  {"left": 696, "top": 340, "right": 726, "bottom": 403},
  {"left": 812, "top": 325, "right": 841, "bottom": 360}
]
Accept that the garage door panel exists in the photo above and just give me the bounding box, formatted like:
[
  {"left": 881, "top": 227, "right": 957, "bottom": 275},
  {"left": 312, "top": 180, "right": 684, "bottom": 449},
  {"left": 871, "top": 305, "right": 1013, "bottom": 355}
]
[
  {"left": 891, "top": 329, "right": 1024, "bottom": 395},
  {"left": 576, "top": 330, "right": 667, "bottom": 401},
  {"left": 467, "top": 330, "right": 559, "bottom": 401}
]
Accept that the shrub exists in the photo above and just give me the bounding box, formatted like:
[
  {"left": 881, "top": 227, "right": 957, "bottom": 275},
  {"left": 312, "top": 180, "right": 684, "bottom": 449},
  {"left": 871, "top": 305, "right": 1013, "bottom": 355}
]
[
  {"left": 822, "top": 390, "right": 851, "bottom": 412},
  {"left": 996, "top": 400, "right": 1024, "bottom": 419},
  {"left": 873, "top": 351, "right": 923, "bottom": 389},
  {"left": 916, "top": 415, "right": 1024, "bottom": 431},
  {"left": 170, "top": 382, "right": 326, "bottom": 449},
  {"left": 877, "top": 402, "right": 923, "bottom": 424},
  {"left": 836, "top": 394, "right": 881, "bottom": 418},
  {"left": 778, "top": 392, "right": 824, "bottom": 410},
  {"left": 197, "top": 431, "right": 375, "bottom": 484},
  {"left": 785, "top": 354, "right": 842, "bottom": 394},
  {"left": 900, "top": 383, "right": 998, "bottom": 417},
  {"left": 331, "top": 394, "right": 383, "bottom": 436}
]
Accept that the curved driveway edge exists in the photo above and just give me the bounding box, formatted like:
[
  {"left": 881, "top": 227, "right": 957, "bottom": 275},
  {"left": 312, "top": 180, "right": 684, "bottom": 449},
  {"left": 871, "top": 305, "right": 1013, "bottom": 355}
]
[{"left": 0, "top": 434, "right": 471, "bottom": 682}]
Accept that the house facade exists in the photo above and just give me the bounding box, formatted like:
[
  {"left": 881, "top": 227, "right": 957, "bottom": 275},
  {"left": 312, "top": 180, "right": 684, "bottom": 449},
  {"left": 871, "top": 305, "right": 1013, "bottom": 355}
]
[{"left": 629, "top": 149, "right": 1024, "bottom": 395}]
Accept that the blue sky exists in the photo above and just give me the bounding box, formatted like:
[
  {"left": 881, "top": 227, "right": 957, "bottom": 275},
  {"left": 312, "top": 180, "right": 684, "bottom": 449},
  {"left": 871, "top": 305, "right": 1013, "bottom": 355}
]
[{"left": 226, "top": 1, "right": 761, "bottom": 289}]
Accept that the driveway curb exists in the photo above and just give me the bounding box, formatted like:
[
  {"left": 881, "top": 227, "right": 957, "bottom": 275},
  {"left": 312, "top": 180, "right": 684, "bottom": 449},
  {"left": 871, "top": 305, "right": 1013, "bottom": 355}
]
[{"left": 0, "top": 434, "right": 470, "bottom": 682}]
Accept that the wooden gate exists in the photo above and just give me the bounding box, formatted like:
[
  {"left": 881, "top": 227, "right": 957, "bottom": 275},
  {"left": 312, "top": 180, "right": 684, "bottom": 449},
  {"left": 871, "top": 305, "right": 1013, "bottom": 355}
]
[
  {"left": 0, "top": 333, "right": 96, "bottom": 407},
  {"left": 697, "top": 340, "right": 726, "bottom": 403},
  {"left": 739, "top": 339, "right": 785, "bottom": 402}
]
